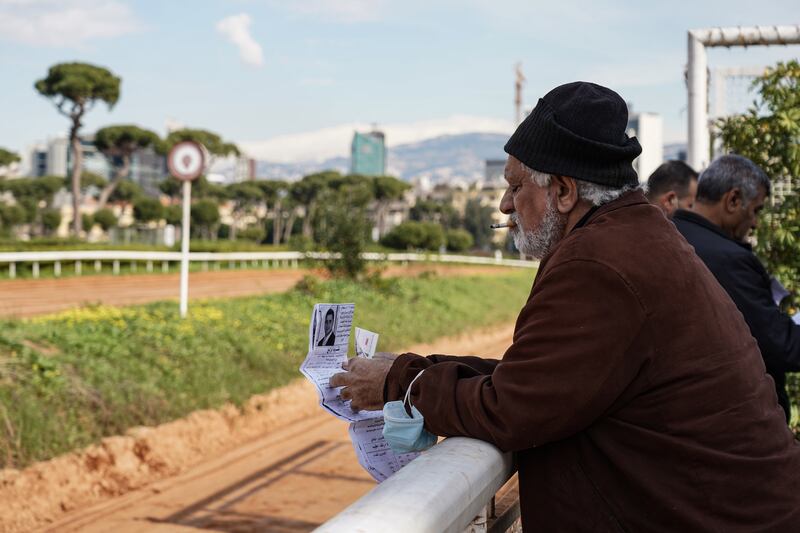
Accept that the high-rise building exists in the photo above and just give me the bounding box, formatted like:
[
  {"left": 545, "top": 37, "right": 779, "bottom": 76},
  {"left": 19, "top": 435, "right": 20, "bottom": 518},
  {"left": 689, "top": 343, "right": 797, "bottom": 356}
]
[
  {"left": 626, "top": 111, "right": 663, "bottom": 183},
  {"left": 351, "top": 130, "right": 386, "bottom": 176}
]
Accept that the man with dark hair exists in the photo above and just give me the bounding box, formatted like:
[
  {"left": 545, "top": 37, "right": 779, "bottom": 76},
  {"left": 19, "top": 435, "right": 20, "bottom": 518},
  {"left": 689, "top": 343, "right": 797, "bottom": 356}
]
[
  {"left": 646, "top": 160, "right": 698, "bottom": 217},
  {"left": 332, "top": 83, "right": 800, "bottom": 531},
  {"left": 318, "top": 308, "right": 336, "bottom": 346},
  {"left": 673, "top": 154, "right": 800, "bottom": 420}
]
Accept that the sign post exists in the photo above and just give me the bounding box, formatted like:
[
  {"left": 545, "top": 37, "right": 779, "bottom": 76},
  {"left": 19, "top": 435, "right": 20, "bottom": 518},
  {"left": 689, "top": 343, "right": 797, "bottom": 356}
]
[{"left": 167, "top": 141, "right": 206, "bottom": 318}]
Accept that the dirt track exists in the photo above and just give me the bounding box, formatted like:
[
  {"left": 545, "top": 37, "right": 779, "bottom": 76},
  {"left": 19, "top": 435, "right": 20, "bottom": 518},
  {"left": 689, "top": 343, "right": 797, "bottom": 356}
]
[
  {"left": 0, "top": 264, "right": 515, "bottom": 318},
  {"left": 1, "top": 324, "right": 516, "bottom": 532}
]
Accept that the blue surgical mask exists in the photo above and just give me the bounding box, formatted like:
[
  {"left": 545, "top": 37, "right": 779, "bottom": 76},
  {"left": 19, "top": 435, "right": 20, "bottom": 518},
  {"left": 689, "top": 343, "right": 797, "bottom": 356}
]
[{"left": 382, "top": 370, "right": 437, "bottom": 454}]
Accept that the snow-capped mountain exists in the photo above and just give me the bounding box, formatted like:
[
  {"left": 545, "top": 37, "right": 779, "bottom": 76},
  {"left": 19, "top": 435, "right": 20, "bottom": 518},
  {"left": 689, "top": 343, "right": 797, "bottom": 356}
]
[{"left": 253, "top": 132, "right": 509, "bottom": 183}]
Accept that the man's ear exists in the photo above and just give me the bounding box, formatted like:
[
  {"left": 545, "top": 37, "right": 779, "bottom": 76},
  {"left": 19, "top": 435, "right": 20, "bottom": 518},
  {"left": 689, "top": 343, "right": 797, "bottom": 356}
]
[
  {"left": 724, "top": 188, "right": 744, "bottom": 213},
  {"left": 660, "top": 191, "right": 677, "bottom": 211},
  {"left": 551, "top": 175, "right": 579, "bottom": 214}
]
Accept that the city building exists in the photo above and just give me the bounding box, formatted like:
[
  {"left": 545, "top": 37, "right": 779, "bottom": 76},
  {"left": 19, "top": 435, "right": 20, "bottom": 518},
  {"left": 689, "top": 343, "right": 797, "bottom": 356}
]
[
  {"left": 351, "top": 130, "right": 386, "bottom": 176},
  {"left": 26, "top": 134, "right": 167, "bottom": 195},
  {"left": 129, "top": 147, "right": 167, "bottom": 196},
  {"left": 626, "top": 110, "right": 663, "bottom": 182},
  {"left": 485, "top": 159, "right": 506, "bottom": 184},
  {"left": 663, "top": 143, "right": 688, "bottom": 163}
]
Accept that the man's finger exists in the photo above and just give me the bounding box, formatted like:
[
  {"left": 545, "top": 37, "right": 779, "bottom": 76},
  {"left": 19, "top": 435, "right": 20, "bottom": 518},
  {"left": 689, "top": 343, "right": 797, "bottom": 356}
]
[
  {"left": 329, "top": 372, "right": 349, "bottom": 388},
  {"left": 340, "top": 387, "right": 352, "bottom": 401},
  {"left": 374, "top": 352, "right": 398, "bottom": 361},
  {"left": 350, "top": 401, "right": 361, "bottom": 413}
]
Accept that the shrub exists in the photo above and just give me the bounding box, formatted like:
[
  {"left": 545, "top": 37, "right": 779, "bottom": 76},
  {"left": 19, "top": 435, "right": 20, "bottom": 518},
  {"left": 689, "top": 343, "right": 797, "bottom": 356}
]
[
  {"left": 217, "top": 223, "right": 231, "bottom": 240},
  {"left": 288, "top": 234, "right": 313, "bottom": 251},
  {"left": 446, "top": 229, "right": 474, "bottom": 252},
  {"left": 191, "top": 200, "right": 220, "bottom": 239},
  {"left": 191, "top": 200, "right": 220, "bottom": 227},
  {"left": 93, "top": 208, "right": 118, "bottom": 231},
  {"left": 163, "top": 205, "right": 182, "bottom": 226},
  {"left": 0, "top": 204, "right": 27, "bottom": 227},
  {"left": 40, "top": 209, "right": 61, "bottom": 234},
  {"left": 133, "top": 197, "right": 163, "bottom": 223},
  {"left": 238, "top": 225, "right": 266, "bottom": 243},
  {"left": 381, "top": 221, "right": 445, "bottom": 251}
]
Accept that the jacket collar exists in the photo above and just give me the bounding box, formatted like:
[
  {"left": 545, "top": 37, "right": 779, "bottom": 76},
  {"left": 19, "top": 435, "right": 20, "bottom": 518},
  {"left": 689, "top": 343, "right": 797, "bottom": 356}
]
[
  {"left": 534, "top": 189, "right": 648, "bottom": 274},
  {"left": 672, "top": 209, "right": 753, "bottom": 251},
  {"left": 570, "top": 188, "right": 649, "bottom": 232}
]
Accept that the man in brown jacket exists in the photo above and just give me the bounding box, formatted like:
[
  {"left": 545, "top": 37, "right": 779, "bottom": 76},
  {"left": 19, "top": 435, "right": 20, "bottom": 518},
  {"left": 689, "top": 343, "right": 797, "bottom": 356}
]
[{"left": 331, "top": 82, "right": 800, "bottom": 531}]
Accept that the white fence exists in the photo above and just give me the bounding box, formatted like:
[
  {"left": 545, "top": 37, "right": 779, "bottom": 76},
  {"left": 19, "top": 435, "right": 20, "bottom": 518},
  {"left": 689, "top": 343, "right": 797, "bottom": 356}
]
[
  {"left": 317, "top": 437, "right": 517, "bottom": 533},
  {"left": 0, "top": 250, "right": 538, "bottom": 279}
]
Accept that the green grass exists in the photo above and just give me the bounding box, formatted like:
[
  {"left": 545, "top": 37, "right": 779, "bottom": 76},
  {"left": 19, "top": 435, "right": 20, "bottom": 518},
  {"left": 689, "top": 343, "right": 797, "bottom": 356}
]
[{"left": 0, "top": 271, "right": 534, "bottom": 468}]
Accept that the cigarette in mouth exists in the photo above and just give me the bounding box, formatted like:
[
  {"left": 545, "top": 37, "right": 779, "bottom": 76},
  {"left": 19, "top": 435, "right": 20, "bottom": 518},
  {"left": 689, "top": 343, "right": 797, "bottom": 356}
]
[{"left": 490, "top": 222, "right": 515, "bottom": 229}]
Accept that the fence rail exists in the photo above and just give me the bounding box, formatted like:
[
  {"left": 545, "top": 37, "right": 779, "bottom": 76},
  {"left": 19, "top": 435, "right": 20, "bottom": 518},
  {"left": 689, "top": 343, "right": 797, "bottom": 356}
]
[
  {"left": 316, "top": 437, "right": 515, "bottom": 533},
  {"left": 0, "top": 250, "right": 538, "bottom": 279}
]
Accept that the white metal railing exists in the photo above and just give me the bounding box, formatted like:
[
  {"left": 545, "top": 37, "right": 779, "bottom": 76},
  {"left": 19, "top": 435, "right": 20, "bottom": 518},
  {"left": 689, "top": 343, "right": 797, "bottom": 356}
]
[
  {"left": 0, "top": 251, "right": 538, "bottom": 279},
  {"left": 316, "top": 437, "right": 515, "bottom": 533}
]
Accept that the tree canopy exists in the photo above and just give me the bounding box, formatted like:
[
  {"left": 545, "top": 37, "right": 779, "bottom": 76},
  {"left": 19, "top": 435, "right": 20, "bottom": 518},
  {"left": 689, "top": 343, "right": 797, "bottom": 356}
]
[
  {"left": 94, "top": 125, "right": 160, "bottom": 208},
  {"left": 0, "top": 148, "right": 20, "bottom": 168},
  {"left": 34, "top": 63, "right": 120, "bottom": 114},
  {"left": 717, "top": 60, "right": 800, "bottom": 302},
  {"left": 95, "top": 125, "right": 160, "bottom": 157},
  {"left": 162, "top": 129, "right": 240, "bottom": 158}
]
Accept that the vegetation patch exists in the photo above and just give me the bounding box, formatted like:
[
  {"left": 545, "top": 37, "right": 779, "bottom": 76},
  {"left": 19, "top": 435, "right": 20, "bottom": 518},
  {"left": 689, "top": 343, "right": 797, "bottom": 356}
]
[{"left": 0, "top": 271, "right": 534, "bottom": 468}]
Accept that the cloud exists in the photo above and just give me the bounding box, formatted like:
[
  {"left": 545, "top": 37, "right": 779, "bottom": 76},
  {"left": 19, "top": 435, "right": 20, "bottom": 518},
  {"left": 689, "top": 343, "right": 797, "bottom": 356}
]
[
  {"left": 0, "top": 0, "right": 140, "bottom": 47},
  {"left": 216, "top": 13, "right": 264, "bottom": 68},
  {"left": 276, "top": 0, "right": 387, "bottom": 23},
  {"left": 239, "top": 115, "right": 514, "bottom": 163}
]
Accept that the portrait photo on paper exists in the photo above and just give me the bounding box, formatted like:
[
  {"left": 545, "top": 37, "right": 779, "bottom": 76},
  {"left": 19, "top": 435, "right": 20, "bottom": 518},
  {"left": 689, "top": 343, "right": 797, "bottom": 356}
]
[{"left": 316, "top": 306, "right": 338, "bottom": 347}]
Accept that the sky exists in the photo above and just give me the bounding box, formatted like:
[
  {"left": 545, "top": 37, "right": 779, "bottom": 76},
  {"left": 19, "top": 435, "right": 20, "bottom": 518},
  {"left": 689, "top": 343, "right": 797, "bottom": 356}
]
[{"left": 0, "top": 0, "right": 798, "bottom": 163}]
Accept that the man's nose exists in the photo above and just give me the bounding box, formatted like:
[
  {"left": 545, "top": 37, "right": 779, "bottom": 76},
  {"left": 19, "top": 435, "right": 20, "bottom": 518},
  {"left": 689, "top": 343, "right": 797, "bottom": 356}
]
[{"left": 500, "top": 189, "right": 514, "bottom": 214}]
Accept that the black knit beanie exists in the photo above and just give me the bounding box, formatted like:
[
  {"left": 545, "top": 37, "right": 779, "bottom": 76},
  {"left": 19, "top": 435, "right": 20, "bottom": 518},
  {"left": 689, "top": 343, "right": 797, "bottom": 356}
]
[{"left": 504, "top": 81, "right": 642, "bottom": 187}]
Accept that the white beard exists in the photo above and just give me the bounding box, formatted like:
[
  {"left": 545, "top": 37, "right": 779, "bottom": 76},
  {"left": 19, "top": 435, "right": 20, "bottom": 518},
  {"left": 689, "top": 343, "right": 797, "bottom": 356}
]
[{"left": 511, "top": 196, "right": 567, "bottom": 259}]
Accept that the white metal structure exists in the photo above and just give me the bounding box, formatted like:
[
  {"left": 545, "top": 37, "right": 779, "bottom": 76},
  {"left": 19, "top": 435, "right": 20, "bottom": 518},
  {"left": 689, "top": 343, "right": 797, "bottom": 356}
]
[
  {"left": 0, "top": 250, "right": 538, "bottom": 280},
  {"left": 710, "top": 66, "right": 767, "bottom": 120},
  {"left": 686, "top": 25, "right": 800, "bottom": 171},
  {"left": 316, "top": 437, "right": 514, "bottom": 533}
]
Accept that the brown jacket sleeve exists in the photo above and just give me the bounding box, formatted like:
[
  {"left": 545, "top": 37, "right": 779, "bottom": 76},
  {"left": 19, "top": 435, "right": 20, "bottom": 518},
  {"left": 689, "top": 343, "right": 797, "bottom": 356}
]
[
  {"left": 385, "top": 259, "right": 648, "bottom": 452},
  {"left": 427, "top": 354, "right": 501, "bottom": 374}
]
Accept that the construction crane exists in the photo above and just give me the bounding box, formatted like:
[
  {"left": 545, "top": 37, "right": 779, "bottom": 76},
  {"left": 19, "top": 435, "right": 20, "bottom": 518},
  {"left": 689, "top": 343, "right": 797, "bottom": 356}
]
[{"left": 515, "top": 62, "right": 526, "bottom": 126}]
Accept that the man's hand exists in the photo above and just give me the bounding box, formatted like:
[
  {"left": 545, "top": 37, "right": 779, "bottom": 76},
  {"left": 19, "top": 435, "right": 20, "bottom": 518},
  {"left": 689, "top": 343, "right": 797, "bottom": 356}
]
[{"left": 330, "top": 356, "right": 396, "bottom": 412}]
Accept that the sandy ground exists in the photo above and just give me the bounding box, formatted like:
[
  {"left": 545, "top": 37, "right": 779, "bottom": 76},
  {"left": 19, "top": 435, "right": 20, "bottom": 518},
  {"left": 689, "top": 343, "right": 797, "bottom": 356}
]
[
  {"left": 0, "top": 324, "right": 516, "bottom": 533},
  {"left": 0, "top": 264, "right": 515, "bottom": 318}
]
